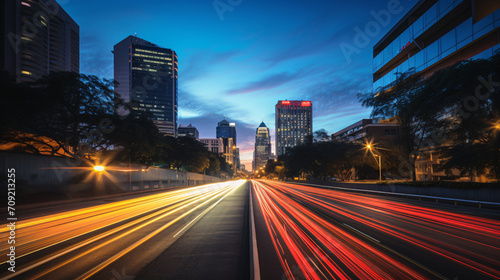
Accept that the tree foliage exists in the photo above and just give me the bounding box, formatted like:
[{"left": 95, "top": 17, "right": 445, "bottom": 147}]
[
  {"left": 270, "top": 141, "right": 369, "bottom": 180},
  {"left": 1, "top": 71, "right": 115, "bottom": 159}
]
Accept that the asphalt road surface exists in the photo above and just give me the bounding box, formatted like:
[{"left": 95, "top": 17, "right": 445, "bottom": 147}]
[{"left": 0, "top": 180, "right": 248, "bottom": 280}]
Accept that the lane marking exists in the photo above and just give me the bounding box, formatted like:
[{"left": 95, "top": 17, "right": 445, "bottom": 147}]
[
  {"left": 173, "top": 182, "right": 240, "bottom": 237},
  {"left": 309, "top": 257, "right": 328, "bottom": 279},
  {"left": 343, "top": 223, "right": 380, "bottom": 243},
  {"left": 342, "top": 224, "right": 446, "bottom": 280},
  {"left": 377, "top": 242, "right": 448, "bottom": 280},
  {"left": 249, "top": 181, "right": 261, "bottom": 280}
]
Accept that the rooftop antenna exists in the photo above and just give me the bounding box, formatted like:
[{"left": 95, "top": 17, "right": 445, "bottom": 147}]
[
  {"left": 262, "top": 115, "right": 264, "bottom": 122},
  {"left": 224, "top": 114, "right": 226, "bottom": 120}
]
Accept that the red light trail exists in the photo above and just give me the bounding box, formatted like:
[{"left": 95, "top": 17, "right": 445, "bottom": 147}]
[{"left": 252, "top": 180, "right": 500, "bottom": 279}]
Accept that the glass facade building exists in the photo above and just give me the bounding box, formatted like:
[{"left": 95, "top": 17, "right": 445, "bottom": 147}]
[
  {"left": 216, "top": 119, "right": 238, "bottom": 167},
  {"left": 114, "top": 35, "right": 178, "bottom": 137},
  {"left": 1, "top": 0, "right": 79, "bottom": 82},
  {"left": 216, "top": 119, "right": 237, "bottom": 145},
  {"left": 373, "top": 0, "right": 500, "bottom": 92},
  {"left": 253, "top": 121, "right": 271, "bottom": 171},
  {"left": 275, "top": 100, "right": 313, "bottom": 156}
]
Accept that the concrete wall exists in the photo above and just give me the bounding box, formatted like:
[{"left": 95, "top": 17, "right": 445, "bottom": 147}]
[{"left": 0, "top": 151, "right": 222, "bottom": 195}]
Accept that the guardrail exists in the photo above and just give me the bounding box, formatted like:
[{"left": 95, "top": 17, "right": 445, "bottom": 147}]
[{"left": 293, "top": 182, "right": 500, "bottom": 208}]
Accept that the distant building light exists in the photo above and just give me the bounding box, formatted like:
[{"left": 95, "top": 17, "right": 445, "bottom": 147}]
[
  {"left": 230, "top": 123, "right": 235, "bottom": 127},
  {"left": 21, "top": 71, "right": 31, "bottom": 75},
  {"left": 21, "top": 2, "right": 31, "bottom": 7}
]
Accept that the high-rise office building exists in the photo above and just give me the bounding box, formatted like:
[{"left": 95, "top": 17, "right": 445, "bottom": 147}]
[
  {"left": 216, "top": 119, "right": 237, "bottom": 145},
  {"left": 1, "top": 0, "right": 79, "bottom": 82},
  {"left": 216, "top": 118, "right": 237, "bottom": 166},
  {"left": 113, "top": 35, "right": 178, "bottom": 137},
  {"left": 373, "top": 0, "right": 500, "bottom": 93},
  {"left": 178, "top": 124, "right": 199, "bottom": 139},
  {"left": 275, "top": 100, "right": 313, "bottom": 156},
  {"left": 253, "top": 121, "right": 271, "bottom": 171}
]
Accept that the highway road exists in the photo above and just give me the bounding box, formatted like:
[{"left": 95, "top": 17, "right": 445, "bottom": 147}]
[
  {"left": 251, "top": 180, "right": 500, "bottom": 280},
  {"left": 0, "top": 180, "right": 248, "bottom": 280},
  {"left": 1, "top": 178, "right": 499, "bottom": 280}
]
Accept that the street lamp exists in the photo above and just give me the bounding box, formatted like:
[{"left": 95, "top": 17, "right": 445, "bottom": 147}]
[
  {"left": 94, "top": 165, "right": 105, "bottom": 172},
  {"left": 365, "top": 143, "right": 382, "bottom": 181}
]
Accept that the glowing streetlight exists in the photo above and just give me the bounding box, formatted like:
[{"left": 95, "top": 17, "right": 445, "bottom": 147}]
[
  {"left": 94, "top": 165, "right": 105, "bottom": 172},
  {"left": 364, "top": 143, "right": 381, "bottom": 181}
]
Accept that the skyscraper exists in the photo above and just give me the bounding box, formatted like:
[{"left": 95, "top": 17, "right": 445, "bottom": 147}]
[
  {"left": 216, "top": 118, "right": 237, "bottom": 167},
  {"left": 275, "top": 100, "right": 312, "bottom": 156},
  {"left": 113, "top": 35, "right": 178, "bottom": 137},
  {"left": 253, "top": 121, "right": 271, "bottom": 171},
  {"left": 1, "top": 0, "right": 79, "bottom": 82},
  {"left": 216, "top": 119, "right": 236, "bottom": 144}
]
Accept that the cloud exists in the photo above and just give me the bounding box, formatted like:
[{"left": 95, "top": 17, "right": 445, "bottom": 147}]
[
  {"left": 226, "top": 71, "right": 302, "bottom": 95},
  {"left": 79, "top": 34, "right": 113, "bottom": 79},
  {"left": 181, "top": 50, "right": 237, "bottom": 80}
]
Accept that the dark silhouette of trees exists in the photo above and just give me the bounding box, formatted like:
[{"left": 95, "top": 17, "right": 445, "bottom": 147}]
[
  {"left": 1, "top": 71, "right": 115, "bottom": 159},
  {"left": 273, "top": 141, "right": 367, "bottom": 180},
  {"left": 0, "top": 71, "right": 229, "bottom": 177}
]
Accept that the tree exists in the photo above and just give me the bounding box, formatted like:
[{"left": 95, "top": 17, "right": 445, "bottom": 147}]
[
  {"left": 104, "top": 111, "right": 168, "bottom": 165},
  {"left": 205, "top": 153, "right": 221, "bottom": 176},
  {"left": 0, "top": 71, "right": 116, "bottom": 160},
  {"left": 428, "top": 53, "right": 500, "bottom": 180},
  {"left": 166, "top": 136, "right": 210, "bottom": 172},
  {"left": 282, "top": 141, "right": 365, "bottom": 180},
  {"left": 358, "top": 70, "right": 439, "bottom": 181},
  {"left": 313, "top": 129, "right": 330, "bottom": 142}
]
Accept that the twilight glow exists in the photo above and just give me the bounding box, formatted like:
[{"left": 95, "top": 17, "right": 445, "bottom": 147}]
[{"left": 61, "top": 0, "right": 415, "bottom": 170}]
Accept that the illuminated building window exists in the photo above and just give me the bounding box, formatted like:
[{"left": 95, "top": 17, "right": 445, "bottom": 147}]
[{"left": 21, "top": 71, "right": 31, "bottom": 75}]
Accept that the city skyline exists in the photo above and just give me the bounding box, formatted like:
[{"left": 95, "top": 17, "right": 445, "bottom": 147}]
[
  {"left": 1, "top": 0, "right": 500, "bottom": 279},
  {"left": 58, "top": 0, "right": 415, "bottom": 170}
]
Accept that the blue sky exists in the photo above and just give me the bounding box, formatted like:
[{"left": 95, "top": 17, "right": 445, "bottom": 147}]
[{"left": 60, "top": 0, "right": 414, "bottom": 170}]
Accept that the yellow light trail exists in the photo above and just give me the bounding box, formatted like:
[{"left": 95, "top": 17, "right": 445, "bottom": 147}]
[{"left": 0, "top": 180, "right": 246, "bottom": 280}]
